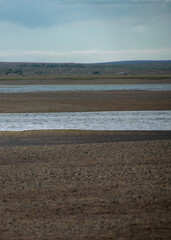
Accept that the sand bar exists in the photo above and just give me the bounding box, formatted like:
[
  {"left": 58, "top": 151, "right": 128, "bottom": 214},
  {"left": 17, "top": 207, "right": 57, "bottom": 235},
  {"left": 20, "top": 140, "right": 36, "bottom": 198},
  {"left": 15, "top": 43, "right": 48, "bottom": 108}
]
[{"left": 0, "top": 90, "right": 171, "bottom": 113}]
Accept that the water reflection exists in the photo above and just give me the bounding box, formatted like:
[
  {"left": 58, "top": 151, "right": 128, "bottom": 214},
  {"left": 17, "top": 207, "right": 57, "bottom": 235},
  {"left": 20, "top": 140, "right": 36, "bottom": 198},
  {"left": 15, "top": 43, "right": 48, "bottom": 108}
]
[
  {"left": 0, "top": 111, "right": 171, "bottom": 131},
  {"left": 0, "top": 84, "right": 171, "bottom": 93}
]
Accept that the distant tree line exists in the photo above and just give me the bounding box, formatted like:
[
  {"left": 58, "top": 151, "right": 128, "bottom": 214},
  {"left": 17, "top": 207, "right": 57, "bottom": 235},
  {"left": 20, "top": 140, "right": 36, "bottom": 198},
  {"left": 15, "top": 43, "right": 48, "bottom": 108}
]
[{"left": 5, "top": 68, "right": 23, "bottom": 75}]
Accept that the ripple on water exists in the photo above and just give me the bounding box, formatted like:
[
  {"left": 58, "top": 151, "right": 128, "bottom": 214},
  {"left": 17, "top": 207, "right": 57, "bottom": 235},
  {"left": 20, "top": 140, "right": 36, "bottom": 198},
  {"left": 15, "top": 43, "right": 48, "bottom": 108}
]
[
  {"left": 0, "top": 111, "right": 171, "bottom": 131},
  {"left": 0, "top": 84, "right": 171, "bottom": 93}
]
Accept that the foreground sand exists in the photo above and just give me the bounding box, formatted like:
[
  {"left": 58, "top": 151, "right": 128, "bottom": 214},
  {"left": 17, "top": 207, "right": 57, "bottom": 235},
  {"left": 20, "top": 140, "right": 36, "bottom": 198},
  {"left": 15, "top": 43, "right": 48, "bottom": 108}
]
[{"left": 0, "top": 130, "right": 171, "bottom": 240}]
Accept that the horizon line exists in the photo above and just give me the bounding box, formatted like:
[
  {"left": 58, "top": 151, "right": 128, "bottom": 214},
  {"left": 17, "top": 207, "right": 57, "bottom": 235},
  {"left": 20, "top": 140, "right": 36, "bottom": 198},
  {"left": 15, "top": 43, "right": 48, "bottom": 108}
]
[{"left": 0, "top": 60, "right": 171, "bottom": 65}]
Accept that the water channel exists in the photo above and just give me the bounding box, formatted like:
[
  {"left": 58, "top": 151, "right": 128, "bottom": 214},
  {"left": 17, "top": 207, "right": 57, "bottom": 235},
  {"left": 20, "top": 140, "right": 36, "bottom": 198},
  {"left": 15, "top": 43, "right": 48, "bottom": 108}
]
[
  {"left": 0, "top": 84, "right": 171, "bottom": 93},
  {"left": 0, "top": 111, "right": 170, "bottom": 131}
]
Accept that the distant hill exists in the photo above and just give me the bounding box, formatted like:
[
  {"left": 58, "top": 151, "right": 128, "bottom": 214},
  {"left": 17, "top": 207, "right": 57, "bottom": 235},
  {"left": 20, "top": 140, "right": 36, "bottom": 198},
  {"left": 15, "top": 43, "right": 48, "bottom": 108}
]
[
  {"left": 99, "top": 60, "right": 171, "bottom": 64},
  {"left": 0, "top": 61, "right": 171, "bottom": 76}
]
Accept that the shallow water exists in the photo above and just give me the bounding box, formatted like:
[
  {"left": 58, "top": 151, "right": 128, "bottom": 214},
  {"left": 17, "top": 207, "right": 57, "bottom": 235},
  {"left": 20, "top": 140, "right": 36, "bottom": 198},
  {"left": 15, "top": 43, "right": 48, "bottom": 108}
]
[
  {"left": 0, "top": 84, "right": 171, "bottom": 93},
  {"left": 0, "top": 111, "right": 171, "bottom": 131}
]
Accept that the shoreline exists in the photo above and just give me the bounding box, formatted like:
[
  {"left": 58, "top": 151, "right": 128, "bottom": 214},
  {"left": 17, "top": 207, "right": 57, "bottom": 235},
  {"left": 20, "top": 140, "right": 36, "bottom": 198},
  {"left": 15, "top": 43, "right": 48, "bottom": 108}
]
[{"left": 0, "top": 129, "right": 171, "bottom": 135}]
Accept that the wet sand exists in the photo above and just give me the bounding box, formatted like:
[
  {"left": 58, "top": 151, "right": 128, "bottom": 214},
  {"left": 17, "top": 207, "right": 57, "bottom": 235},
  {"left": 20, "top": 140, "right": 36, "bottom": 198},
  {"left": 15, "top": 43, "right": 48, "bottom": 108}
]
[
  {"left": 0, "top": 130, "right": 171, "bottom": 147},
  {"left": 0, "top": 90, "right": 171, "bottom": 113},
  {"left": 0, "top": 130, "right": 171, "bottom": 239}
]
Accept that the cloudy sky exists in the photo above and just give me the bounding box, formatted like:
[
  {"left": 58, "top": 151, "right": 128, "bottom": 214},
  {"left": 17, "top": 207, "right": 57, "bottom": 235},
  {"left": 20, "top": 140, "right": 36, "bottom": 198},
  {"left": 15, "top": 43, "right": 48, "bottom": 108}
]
[{"left": 0, "top": 0, "right": 171, "bottom": 63}]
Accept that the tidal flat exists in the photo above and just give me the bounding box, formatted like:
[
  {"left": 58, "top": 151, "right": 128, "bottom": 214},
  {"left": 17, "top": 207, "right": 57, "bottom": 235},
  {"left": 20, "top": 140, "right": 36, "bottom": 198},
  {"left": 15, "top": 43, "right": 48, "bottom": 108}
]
[{"left": 0, "top": 76, "right": 171, "bottom": 239}]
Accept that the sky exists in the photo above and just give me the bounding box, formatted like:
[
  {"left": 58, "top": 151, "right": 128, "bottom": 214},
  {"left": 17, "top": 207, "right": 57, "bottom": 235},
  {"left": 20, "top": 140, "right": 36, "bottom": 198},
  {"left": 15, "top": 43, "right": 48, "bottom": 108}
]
[{"left": 0, "top": 0, "right": 171, "bottom": 63}]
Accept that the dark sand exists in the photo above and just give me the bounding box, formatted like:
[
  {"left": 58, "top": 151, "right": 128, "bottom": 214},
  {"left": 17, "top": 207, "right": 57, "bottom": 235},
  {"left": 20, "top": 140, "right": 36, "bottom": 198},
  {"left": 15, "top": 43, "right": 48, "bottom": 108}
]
[
  {"left": 0, "top": 130, "right": 171, "bottom": 240},
  {"left": 0, "top": 90, "right": 171, "bottom": 113},
  {"left": 0, "top": 130, "right": 171, "bottom": 147}
]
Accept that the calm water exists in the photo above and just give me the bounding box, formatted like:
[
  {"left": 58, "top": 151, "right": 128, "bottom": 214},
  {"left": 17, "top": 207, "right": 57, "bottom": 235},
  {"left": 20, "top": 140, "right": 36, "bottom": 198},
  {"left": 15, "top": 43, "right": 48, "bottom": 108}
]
[
  {"left": 0, "top": 84, "right": 171, "bottom": 93},
  {"left": 0, "top": 111, "right": 170, "bottom": 131}
]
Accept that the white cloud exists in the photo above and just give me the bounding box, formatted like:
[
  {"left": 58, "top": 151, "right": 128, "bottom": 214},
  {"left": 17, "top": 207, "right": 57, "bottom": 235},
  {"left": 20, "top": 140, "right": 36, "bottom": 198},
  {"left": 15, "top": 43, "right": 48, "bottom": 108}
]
[{"left": 0, "top": 49, "right": 171, "bottom": 63}]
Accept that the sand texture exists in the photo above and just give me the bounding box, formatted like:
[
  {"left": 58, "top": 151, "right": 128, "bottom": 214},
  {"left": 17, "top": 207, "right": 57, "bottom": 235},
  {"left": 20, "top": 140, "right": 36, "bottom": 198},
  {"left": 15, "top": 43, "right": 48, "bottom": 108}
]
[
  {"left": 0, "top": 130, "right": 171, "bottom": 240},
  {"left": 0, "top": 90, "right": 171, "bottom": 113}
]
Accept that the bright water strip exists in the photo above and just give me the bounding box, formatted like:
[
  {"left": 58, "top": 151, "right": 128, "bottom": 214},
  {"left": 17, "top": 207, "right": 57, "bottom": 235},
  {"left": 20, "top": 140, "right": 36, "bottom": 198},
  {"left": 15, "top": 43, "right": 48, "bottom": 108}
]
[
  {"left": 0, "top": 111, "right": 171, "bottom": 131},
  {"left": 0, "top": 84, "right": 171, "bottom": 93}
]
